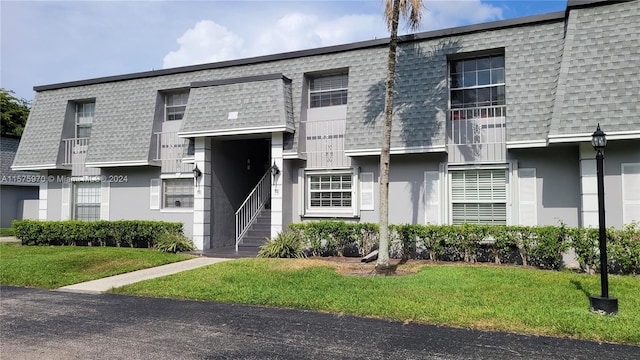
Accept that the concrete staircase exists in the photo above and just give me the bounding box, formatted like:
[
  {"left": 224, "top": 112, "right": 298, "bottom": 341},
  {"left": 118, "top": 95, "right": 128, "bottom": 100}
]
[{"left": 237, "top": 209, "right": 271, "bottom": 253}]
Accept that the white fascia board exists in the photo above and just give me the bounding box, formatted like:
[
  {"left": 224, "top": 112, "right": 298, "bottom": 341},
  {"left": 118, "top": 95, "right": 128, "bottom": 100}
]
[
  {"left": 345, "top": 145, "right": 446, "bottom": 157},
  {"left": 283, "top": 152, "right": 305, "bottom": 160},
  {"left": 11, "top": 164, "right": 58, "bottom": 171},
  {"left": 548, "top": 130, "right": 640, "bottom": 143},
  {"left": 160, "top": 173, "right": 193, "bottom": 179},
  {"left": 506, "top": 140, "right": 548, "bottom": 149},
  {"left": 178, "top": 124, "right": 294, "bottom": 138},
  {"left": 85, "top": 160, "right": 158, "bottom": 168}
]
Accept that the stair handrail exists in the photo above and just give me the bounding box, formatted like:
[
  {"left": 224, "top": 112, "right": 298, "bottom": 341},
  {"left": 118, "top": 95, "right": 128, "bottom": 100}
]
[{"left": 235, "top": 166, "right": 273, "bottom": 251}]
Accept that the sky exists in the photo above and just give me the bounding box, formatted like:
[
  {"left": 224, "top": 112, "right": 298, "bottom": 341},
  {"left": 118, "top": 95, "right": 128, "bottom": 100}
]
[{"left": 1, "top": 0, "right": 567, "bottom": 102}]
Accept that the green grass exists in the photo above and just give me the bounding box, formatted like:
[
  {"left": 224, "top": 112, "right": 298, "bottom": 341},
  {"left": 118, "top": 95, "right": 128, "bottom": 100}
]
[
  {"left": 111, "top": 258, "right": 640, "bottom": 345},
  {"left": 0, "top": 242, "right": 193, "bottom": 288},
  {"left": 0, "top": 228, "right": 15, "bottom": 237}
]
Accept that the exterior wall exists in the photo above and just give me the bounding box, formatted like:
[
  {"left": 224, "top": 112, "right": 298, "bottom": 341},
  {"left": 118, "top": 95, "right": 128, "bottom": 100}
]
[
  {"left": 1, "top": 136, "right": 40, "bottom": 227},
  {"left": 599, "top": 140, "right": 640, "bottom": 228},
  {"left": 510, "top": 146, "right": 582, "bottom": 227},
  {"left": 45, "top": 170, "right": 66, "bottom": 220},
  {"left": 103, "top": 167, "right": 194, "bottom": 238},
  {"left": 0, "top": 185, "right": 39, "bottom": 227},
  {"left": 351, "top": 154, "right": 445, "bottom": 224}
]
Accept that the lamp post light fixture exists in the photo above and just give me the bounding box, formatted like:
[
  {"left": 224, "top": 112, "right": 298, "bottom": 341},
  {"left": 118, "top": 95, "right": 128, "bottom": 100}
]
[{"left": 589, "top": 123, "right": 618, "bottom": 315}]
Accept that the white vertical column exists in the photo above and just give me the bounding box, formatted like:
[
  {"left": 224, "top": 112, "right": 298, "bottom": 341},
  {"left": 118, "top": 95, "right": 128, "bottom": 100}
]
[
  {"left": 579, "top": 142, "right": 598, "bottom": 228},
  {"left": 193, "top": 137, "right": 211, "bottom": 250},
  {"left": 39, "top": 170, "right": 48, "bottom": 220},
  {"left": 271, "top": 132, "right": 284, "bottom": 238}
]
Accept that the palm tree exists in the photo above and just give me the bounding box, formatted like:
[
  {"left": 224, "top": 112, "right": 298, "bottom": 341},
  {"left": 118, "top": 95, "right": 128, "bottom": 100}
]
[{"left": 376, "top": 0, "right": 423, "bottom": 274}]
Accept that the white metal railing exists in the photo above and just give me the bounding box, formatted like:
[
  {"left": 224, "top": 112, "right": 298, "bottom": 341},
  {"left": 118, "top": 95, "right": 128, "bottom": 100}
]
[
  {"left": 63, "top": 138, "right": 90, "bottom": 165},
  {"left": 302, "top": 118, "right": 350, "bottom": 169},
  {"left": 235, "top": 166, "right": 273, "bottom": 251},
  {"left": 447, "top": 105, "right": 507, "bottom": 163},
  {"left": 62, "top": 137, "right": 99, "bottom": 177},
  {"left": 155, "top": 132, "right": 193, "bottom": 173}
]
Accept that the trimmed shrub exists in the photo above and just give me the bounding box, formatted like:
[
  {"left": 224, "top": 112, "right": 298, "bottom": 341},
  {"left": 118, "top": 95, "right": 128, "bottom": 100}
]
[
  {"left": 155, "top": 231, "right": 195, "bottom": 253},
  {"left": 12, "top": 220, "right": 183, "bottom": 248},
  {"left": 285, "top": 220, "right": 640, "bottom": 274},
  {"left": 258, "top": 231, "right": 305, "bottom": 258}
]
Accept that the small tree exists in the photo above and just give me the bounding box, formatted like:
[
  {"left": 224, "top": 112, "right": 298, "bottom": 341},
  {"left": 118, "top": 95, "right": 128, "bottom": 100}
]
[
  {"left": 0, "top": 88, "right": 31, "bottom": 137},
  {"left": 377, "top": 0, "right": 423, "bottom": 274}
]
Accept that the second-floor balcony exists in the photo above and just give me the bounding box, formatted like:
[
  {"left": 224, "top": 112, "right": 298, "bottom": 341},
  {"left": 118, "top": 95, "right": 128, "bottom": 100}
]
[
  {"left": 63, "top": 137, "right": 99, "bottom": 176},
  {"left": 447, "top": 105, "right": 506, "bottom": 163},
  {"left": 154, "top": 132, "right": 194, "bottom": 173},
  {"left": 302, "top": 118, "right": 350, "bottom": 169}
]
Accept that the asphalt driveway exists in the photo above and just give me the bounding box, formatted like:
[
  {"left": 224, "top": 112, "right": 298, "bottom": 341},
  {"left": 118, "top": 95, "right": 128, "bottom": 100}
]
[{"left": 1, "top": 286, "right": 638, "bottom": 359}]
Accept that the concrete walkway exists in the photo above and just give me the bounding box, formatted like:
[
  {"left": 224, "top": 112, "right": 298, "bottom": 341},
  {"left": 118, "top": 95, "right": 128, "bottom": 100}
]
[
  {"left": 57, "top": 257, "right": 232, "bottom": 294},
  {"left": 0, "top": 236, "right": 18, "bottom": 242}
]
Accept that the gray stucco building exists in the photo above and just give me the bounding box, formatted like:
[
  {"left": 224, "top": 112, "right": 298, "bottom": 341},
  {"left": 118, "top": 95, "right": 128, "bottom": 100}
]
[
  {"left": 13, "top": 0, "right": 640, "bottom": 251},
  {"left": 1, "top": 136, "right": 39, "bottom": 228}
]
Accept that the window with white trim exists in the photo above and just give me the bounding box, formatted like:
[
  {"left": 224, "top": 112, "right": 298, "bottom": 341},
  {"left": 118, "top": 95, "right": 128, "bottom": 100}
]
[
  {"left": 309, "top": 74, "right": 348, "bottom": 108},
  {"left": 450, "top": 169, "right": 507, "bottom": 225},
  {"left": 450, "top": 55, "right": 505, "bottom": 111},
  {"left": 308, "top": 173, "right": 352, "bottom": 209},
  {"left": 165, "top": 91, "right": 189, "bottom": 121},
  {"left": 75, "top": 102, "right": 94, "bottom": 138},
  {"left": 163, "top": 178, "right": 193, "bottom": 208},
  {"left": 73, "top": 181, "right": 101, "bottom": 221}
]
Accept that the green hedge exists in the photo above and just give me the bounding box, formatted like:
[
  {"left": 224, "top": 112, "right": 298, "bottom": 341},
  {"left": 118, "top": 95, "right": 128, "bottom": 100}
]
[
  {"left": 288, "top": 221, "right": 640, "bottom": 274},
  {"left": 12, "top": 220, "right": 184, "bottom": 248}
]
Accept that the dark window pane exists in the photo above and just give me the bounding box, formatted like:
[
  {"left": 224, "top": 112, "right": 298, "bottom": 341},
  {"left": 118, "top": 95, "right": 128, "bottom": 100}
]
[
  {"left": 495, "top": 86, "right": 506, "bottom": 103},
  {"left": 451, "top": 90, "right": 464, "bottom": 107},
  {"left": 463, "top": 59, "right": 476, "bottom": 72},
  {"left": 477, "top": 58, "right": 490, "bottom": 70},
  {"left": 491, "top": 56, "right": 505, "bottom": 68},
  {"left": 491, "top": 68, "right": 505, "bottom": 84},
  {"left": 477, "top": 70, "right": 491, "bottom": 86},
  {"left": 452, "top": 60, "right": 464, "bottom": 73},
  {"left": 450, "top": 73, "right": 462, "bottom": 88},
  {"left": 463, "top": 89, "right": 476, "bottom": 106},
  {"left": 477, "top": 88, "right": 491, "bottom": 105},
  {"left": 463, "top": 71, "right": 476, "bottom": 87}
]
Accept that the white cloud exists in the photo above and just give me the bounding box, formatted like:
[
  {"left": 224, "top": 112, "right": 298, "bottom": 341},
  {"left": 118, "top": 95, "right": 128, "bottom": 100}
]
[
  {"left": 251, "top": 12, "right": 384, "bottom": 56},
  {"left": 420, "top": 0, "right": 504, "bottom": 30},
  {"left": 161, "top": 1, "right": 503, "bottom": 69},
  {"left": 162, "top": 20, "right": 244, "bottom": 69}
]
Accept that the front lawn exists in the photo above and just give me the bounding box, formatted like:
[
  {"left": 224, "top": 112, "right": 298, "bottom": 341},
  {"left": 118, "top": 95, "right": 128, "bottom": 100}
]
[
  {"left": 0, "top": 242, "right": 193, "bottom": 288},
  {"left": 111, "top": 258, "right": 640, "bottom": 345}
]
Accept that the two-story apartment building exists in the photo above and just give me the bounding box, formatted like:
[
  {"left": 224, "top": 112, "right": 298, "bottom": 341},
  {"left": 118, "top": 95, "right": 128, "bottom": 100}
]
[{"left": 13, "top": 0, "right": 640, "bottom": 252}]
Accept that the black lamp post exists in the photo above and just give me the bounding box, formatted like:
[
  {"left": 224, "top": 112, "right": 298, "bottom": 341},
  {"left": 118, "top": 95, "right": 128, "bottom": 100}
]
[{"left": 588, "top": 124, "right": 618, "bottom": 315}]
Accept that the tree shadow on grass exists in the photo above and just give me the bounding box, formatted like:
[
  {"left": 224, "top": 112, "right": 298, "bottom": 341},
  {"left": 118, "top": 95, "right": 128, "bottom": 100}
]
[{"left": 570, "top": 279, "right": 592, "bottom": 299}]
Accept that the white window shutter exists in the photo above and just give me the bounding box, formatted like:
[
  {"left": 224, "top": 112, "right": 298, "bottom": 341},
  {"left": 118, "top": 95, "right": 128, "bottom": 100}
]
[
  {"left": 622, "top": 163, "right": 640, "bottom": 224},
  {"left": 150, "top": 179, "right": 161, "bottom": 210},
  {"left": 360, "top": 172, "right": 374, "bottom": 211},
  {"left": 518, "top": 168, "right": 537, "bottom": 226},
  {"left": 298, "top": 168, "right": 305, "bottom": 216},
  {"left": 61, "top": 181, "right": 71, "bottom": 220},
  {"left": 100, "top": 181, "right": 110, "bottom": 220},
  {"left": 424, "top": 171, "right": 441, "bottom": 224}
]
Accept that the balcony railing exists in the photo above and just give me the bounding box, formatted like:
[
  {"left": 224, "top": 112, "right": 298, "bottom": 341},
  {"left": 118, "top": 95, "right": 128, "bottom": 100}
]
[
  {"left": 155, "top": 132, "right": 194, "bottom": 173},
  {"left": 62, "top": 138, "right": 99, "bottom": 176},
  {"left": 447, "top": 105, "right": 506, "bottom": 163},
  {"left": 302, "top": 118, "right": 350, "bottom": 169}
]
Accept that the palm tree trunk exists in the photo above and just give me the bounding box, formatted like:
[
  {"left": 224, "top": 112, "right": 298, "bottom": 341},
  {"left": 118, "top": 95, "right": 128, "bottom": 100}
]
[{"left": 376, "top": 0, "right": 401, "bottom": 275}]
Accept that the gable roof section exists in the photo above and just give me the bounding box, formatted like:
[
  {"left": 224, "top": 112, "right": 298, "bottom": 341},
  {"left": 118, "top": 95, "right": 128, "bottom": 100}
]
[
  {"left": 11, "top": 92, "right": 66, "bottom": 170},
  {"left": 549, "top": 0, "right": 640, "bottom": 143},
  {"left": 2, "top": 136, "right": 38, "bottom": 184},
  {"left": 179, "top": 74, "right": 294, "bottom": 137}
]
